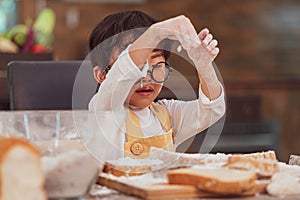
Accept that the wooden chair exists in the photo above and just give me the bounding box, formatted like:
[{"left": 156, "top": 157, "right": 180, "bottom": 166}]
[{"left": 0, "top": 53, "right": 53, "bottom": 110}]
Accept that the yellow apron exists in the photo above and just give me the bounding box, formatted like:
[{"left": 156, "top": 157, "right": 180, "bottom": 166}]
[{"left": 124, "top": 103, "right": 174, "bottom": 158}]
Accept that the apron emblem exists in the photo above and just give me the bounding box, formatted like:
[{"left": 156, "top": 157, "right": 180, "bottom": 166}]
[{"left": 130, "top": 142, "right": 144, "bottom": 155}]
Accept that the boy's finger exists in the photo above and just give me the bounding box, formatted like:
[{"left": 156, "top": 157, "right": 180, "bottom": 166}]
[
  {"left": 198, "top": 28, "right": 209, "bottom": 40},
  {"left": 211, "top": 47, "right": 220, "bottom": 56},
  {"left": 203, "top": 34, "right": 213, "bottom": 45},
  {"left": 207, "top": 39, "right": 218, "bottom": 51}
]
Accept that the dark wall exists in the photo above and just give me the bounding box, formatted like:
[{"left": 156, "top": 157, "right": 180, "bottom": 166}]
[{"left": 47, "top": 0, "right": 300, "bottom": 80}]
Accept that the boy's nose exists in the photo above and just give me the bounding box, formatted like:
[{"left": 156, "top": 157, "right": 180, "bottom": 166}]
[
  {"left": 139, "top": 74, "right": 152, "bottom": 88},
  {"left": 144, "top": 73, "right": 152, "bottom": 82}
]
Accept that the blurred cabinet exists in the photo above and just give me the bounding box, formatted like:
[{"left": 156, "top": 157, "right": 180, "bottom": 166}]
[
  {"left": 225, "top": 79, "right": 300, "bottom": 162},
  {"left": 173, "top": 75, "right": 300, "bottom": 162}
]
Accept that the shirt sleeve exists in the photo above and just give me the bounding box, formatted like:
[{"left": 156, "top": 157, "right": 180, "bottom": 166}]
[
  {"left": 89, "top": 45, "right": 148, "bottom": 111},
  {"left": 158, "top": 82, "right": 226, "bottom": 148}
]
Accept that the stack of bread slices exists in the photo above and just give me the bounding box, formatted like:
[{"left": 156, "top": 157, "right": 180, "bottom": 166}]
[
  {"left": 100, "top": 149, "right": 300, "bottom": 197},
  {"left": 168, "top": 151, "right": 278, "bottom": 196}
]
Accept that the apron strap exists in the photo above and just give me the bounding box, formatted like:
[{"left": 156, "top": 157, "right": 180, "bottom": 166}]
[
  {"left": 126, "top": 103, "right": 171, "bottom": 138},
  {"left": 149, "top": 103, "right": 171, "bottom": 131},
  {"left": 126, "top": 109, "right": 144, "bottom": 139}
]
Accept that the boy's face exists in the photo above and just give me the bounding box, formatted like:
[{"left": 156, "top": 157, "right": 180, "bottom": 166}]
[{"left": 126, "top": 50, "right": 165, "bottom": 108}]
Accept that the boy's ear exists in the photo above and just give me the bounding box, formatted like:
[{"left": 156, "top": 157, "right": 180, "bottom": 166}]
[{"left": 93, "top": 66, "right": 106, "bottom": 84}]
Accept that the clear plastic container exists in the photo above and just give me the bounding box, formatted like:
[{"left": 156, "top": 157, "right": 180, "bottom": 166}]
[{"left": 0, "top": 110, "right": 99, "bottom": 199}]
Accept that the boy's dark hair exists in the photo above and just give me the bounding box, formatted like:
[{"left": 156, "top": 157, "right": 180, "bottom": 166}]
[{"left": 88, "top": 10, "right": 171, "bottom": 71}]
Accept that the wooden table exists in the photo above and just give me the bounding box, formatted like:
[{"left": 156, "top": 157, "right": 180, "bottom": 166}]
[{"left": 86, "top": 184, "right": 300, "bottom": 200}]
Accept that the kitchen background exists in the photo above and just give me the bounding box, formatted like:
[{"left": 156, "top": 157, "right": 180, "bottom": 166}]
[{"left": 1, "top": 0, "right": 300, "bottom": 162}]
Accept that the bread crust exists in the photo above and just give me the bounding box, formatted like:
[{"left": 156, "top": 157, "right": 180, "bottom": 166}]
[
  {"left": 102, "top": 162, "right": 151, "bottom": 177},
  {"left": 0, "top": 137, "right": 41, "bottom": 161},
  {"left": 102, "top": 157, "right": 164, "bottom": 177},
  {"left": 0, "top": 137, "right": 44, "bottom": 199},
  {"left": 168, "top": 167, "right": 257, "bottom": 195},
  {"left": 233, "top": 151, "right": 277, "bottom": 161}
]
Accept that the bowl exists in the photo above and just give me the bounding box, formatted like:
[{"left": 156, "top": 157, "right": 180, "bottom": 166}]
[{"left": 0, "top": 110, "right": 100, "bottom": 199}]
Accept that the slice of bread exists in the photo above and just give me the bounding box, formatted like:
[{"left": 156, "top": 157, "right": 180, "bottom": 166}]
[
  {"left": 149, "top": 147, "right": 229, "bottom": 168},
  {"left": 103, "top": 161, "right": 151, "bottom": 177},
  {"left": 168, "top": 167, "right": 257, "bottom": 195},
  {"left": 102, "top": 157, "right": 164, "bottom": 177},
  {"left": 225, "top": 151, "right": 279, "bottom": 177},
  {"left": 233, "top": 150, "right": 277, "bottom": 161},
  {"left": 0, "top": 137, "right": 46, "bottom": 200}
]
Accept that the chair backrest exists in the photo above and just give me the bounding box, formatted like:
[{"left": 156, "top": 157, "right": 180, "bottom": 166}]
[
  {"left": 7, "top": 61, "right": 97, "bottom": 110},
  {"left": 0, "top": 53, "right": 53, "bottom": 110}
]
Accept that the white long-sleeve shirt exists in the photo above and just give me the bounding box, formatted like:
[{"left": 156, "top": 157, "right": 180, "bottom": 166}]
[{"left": 88, "top": 46, "right": 225, "bottom": 160}]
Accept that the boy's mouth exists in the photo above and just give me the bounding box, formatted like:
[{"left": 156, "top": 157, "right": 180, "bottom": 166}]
[{"left": 135, "top": 87, "right": 154, "bottom": 96}]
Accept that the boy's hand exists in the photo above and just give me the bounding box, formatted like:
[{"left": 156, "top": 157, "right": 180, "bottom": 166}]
[
  {"left": 150, "top": 15, "right": 200, "bottom": 50},
  {"left": 186, "top": 28, "right": 220, "bottom": 71},
  {"left": 187, "top": 28, "right": 221, "bottom": 100},
  {"left": 198, "top": 28, "right": 219, "bottom": 61},
  {"left": 130, "top": 15, "right": 201, "bottom": 67},
  {"left": 151, "top": 16, "right": 219, "bottom": 63}
]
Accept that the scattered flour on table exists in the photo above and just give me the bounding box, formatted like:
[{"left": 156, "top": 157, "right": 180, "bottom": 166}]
[
  {"left": 106, "top": 157, "right": 164, "bottom": 167},
  {"left": 100, "top": 172, "right": 167, "bottom": 186},
  {"left": 266, "top": 162, "right": 300, "bottom": 196}
]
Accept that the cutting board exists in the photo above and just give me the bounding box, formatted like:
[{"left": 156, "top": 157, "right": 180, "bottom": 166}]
[
  {"left": 98, "top": 174, "right": 217, "bottom": 199},
  {"left": 97, "top": 173, "right": 269, "bottom": 200}
]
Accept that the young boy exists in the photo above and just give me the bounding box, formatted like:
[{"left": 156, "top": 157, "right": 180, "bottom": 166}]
[{"left": 88, "top": 10, "right": 225, "bottom": 159}]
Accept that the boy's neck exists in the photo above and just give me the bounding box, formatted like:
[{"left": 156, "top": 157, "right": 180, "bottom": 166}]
[{"left": 128, "top": 104, "right": 148, "bottom": 110}]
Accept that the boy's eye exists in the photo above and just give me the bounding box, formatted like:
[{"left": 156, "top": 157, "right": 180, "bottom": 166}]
[
  {"left": 149, "top": 51, "right": 165, "bottom": 61},
  {"left": 148, "top": 58, "right": 165, "bottom": 66}
]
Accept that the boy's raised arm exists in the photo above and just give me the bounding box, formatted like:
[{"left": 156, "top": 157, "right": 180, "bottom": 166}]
[{"left": 129, "top": 15, "right": 222, "bottom": 100}]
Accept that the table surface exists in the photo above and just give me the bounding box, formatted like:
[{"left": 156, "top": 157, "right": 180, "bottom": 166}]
[
  {"left": 0, "top": 110, "right": 299, "bottom": 200},
  {"left": 86, "top": 185, "right": 300, "bottom": 200}
]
